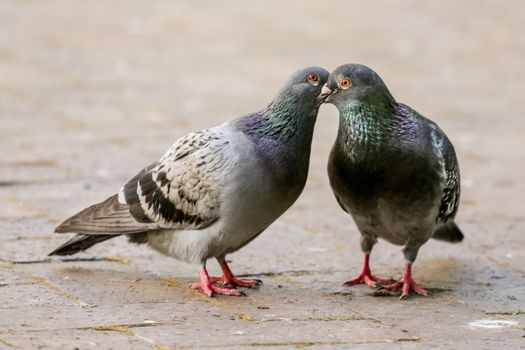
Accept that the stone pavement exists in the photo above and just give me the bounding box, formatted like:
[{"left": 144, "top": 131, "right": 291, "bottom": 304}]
[{"left": 0, "top": 1, "right": 524, "bottom": 349}]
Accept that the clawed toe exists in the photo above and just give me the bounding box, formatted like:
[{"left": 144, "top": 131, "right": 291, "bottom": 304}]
[
  {"left": 344, "top": 274, "right": 377, "bottom": 288},
  {"left": 209, "top": 276, "right": 263, "bottom": 289},
  {"left": 344, "top": 254, "right": 392, "bottom": 288},
  {"left": 191, "top": 281, "right": 245, "bottom": 297},
  {"left": 192, "top": 266, "right": 248, "bottom": 297},
  {"left": 380, "top": 263, "right": 428, "bottom": 300},
  {"left": 231, "top": 278, "right": 263, "bottom": 289},
  {"left": 192, "top": 262, "right": 263, "bottom": 297}
]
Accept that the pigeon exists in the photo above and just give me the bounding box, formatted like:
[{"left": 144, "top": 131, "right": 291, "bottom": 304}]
[
  {"left": 50, "top": 66, "right": 329, "bottom": 297},
  {"left": 319, "top": 64, "right": 463, "bottom": 299}
]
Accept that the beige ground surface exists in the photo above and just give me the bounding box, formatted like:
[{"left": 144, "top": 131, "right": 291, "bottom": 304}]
[{"left": 1, "top": 1, "right": 524, "bottom": 349}]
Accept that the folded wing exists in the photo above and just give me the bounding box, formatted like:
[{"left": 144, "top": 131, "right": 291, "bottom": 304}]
[{"left": 55, "top": 128, "right": 228, "bottom": 236}]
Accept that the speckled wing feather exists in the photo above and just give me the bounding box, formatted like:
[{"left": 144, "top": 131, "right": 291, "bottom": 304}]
[
  {"left": 122, "top": 128, "right": 227, "bottom": 229},
  {"left": 56, "top": 128, "right": 229, "bottom": 235},
  {"left": 398, "top": 104, "right": 461, "bottom": 224},
  {"left": 434, "top": 130, "right": 460, "bottom": 223},
  {"left": 422, "top": 114, "right": 460, "bottom": 224}
]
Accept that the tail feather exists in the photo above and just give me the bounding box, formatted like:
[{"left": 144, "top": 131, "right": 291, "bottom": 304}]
[
  {"left": 51, "top": 194, "right": 155, "bottom": 256},
  {"left": 49, "top": 234, "right": 116, "bottom": 256},
  {"left": 432, "top": 222, "right": 464, "bottom": 243}
]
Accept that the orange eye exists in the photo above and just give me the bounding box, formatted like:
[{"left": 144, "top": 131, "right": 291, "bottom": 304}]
[
  {"left": 308, "top": 74, "right": 319, "bottom": 82},
  {"left": 339, "top": 79, "right": 352, "bottom": 89}
]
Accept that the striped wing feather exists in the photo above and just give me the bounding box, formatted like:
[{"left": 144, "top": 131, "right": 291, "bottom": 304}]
[{"left": 55, "top": 129, "right": 226, "bottom": 236}]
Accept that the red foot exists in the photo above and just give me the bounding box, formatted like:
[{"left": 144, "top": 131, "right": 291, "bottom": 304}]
[
  {"left": 211, "top": 260, "right": 262, "bottom": 289},
  {"left": 191, "top": 267, "right": 244, "bottom": 297},
  {"left": 210, "top": 276, "right": 262, "bottom": 289},
  {"left": 382, "top": 263, "right": 428, "bottom": 299},
  {"left": 344, "top": 253, "right": 392, "bottom": 288}
]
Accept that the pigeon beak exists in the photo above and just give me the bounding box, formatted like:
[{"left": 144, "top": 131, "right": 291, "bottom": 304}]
[
  {"left": 321, "top": 85, "right": 333, "bottom": 96},
  {"left": 316, "top": 85, "right": 334, "bottom": 105}
]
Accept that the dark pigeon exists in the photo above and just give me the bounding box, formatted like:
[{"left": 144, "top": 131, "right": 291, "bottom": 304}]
[{"left": 320, "top": 63, "right": 463, "bottom": 299}]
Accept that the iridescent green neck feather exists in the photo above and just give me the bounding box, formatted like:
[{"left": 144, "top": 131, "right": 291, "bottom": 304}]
[
  {"left": 238, "top": 93, "right": 318, "bottom": 145},
  {"left": 336, "top": 95, "right": 396, "bottom": 160}
]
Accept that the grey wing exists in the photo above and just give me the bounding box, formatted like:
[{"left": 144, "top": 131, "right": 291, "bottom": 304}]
[
  {"left": 429, "top": 123, "right": 461, "bottom": 223},
  {"left": 55, "top": 129, "right": 227, "bottom": 235},
  {"left": 398, "top": 104, "right": 461, "bottom": 224},
  {"left": 54, "top": 193, "right": 157, "bottom": 235},
  {"left": 123, "top": 129, "right": 225, "bottom": 229}
]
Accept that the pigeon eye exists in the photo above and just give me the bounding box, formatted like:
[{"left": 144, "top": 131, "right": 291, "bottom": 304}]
[
  {"left": 339, "top": 79, "right": 352, "bottom": 89},
  {"left": 308, "top": 74, "right": 320, "bottom": 86}
]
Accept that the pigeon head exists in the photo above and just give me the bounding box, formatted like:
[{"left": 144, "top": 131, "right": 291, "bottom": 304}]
[
  {"left": 236, "top": 66, "right": 329, "bottom": 143},
  {"left": 319, "top": 64, "right": 395, "bottom": 109},
  {"left": 277, "top": 66, "right": 329, "bottom": 108}
]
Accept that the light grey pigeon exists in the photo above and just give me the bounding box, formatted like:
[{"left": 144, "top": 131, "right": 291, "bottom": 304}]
[
  {"left": 320, "top": 63, "right": 463, "bottom": 299},
  {"left": 50, "top": 66, "right": 329, "bottom": 297}
]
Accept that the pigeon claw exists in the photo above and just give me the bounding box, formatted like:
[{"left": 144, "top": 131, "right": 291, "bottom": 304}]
[
  {"left": 344, "top": 272, "right": 392, "bottom": 288},
  {"left": 210, "top": 276, "right": 263, "bottom": 289},
  {"left": 191, "top": 281, "right": 245, "bottom": 297},
  {"left": 344, "top": 253, "right": 393, "bottom": 288},
  {"left": 381, "top": 262, "right": 428, "bottom": 300},
  {"left": 233, "top": 278, "right": 263, "bottom": 289},
  {"left": 344, "top": 273, "right": 377, "bottom": 287},
  {"left": 216, "top": 259, "right": 263, "bottom": 289},
  {"left": 192, "top": 266, "right": 245, "bottom": 297},
  {"left": 381, "top": 280, "right": 428, "bottom": 300}
]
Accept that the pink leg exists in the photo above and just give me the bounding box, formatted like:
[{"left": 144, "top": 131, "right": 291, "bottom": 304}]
[
  {"left": 191, "top": 266, "right": 243, "bottom": 297},
  {"left": 210, "top": 260, "right": 262, "bottom": 289},
  {"left": 382, "top": 262, "right": 428, "bottom": 300},
  {"left": 344, "top": 253, "right": 393, "bottom": 288}
]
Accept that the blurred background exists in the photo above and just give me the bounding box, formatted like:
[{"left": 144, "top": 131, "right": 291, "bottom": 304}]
[{"left": 0, "top": 1, "right": 524, "bottom": 348}]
